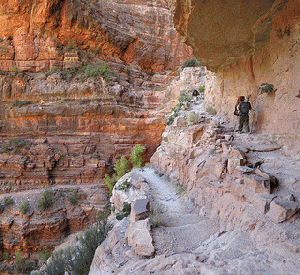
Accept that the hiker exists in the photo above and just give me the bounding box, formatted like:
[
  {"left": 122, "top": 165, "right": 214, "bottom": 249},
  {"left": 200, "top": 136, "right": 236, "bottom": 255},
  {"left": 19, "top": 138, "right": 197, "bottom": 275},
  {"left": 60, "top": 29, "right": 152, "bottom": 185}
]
[
  {"left": 192, "top": 89, "right": 199, "bottom": 102},
  {"left": 236, "top": 96, "right": 252, "bottom": 133}
]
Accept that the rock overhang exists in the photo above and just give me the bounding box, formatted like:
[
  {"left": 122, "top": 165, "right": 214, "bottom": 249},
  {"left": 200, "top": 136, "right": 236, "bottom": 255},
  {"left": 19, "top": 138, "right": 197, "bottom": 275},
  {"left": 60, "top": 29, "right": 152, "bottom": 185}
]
[{"left": 172, "top": 0, "right": 290, "bottom": 71}]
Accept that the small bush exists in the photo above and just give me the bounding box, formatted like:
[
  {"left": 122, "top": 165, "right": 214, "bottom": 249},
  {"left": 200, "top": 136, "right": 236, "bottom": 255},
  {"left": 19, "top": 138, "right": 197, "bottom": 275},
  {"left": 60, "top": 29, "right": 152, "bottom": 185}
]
[
  {"left": 114, "top": 156, "right": 129, "bottom": 181},
  {"left": 104, "top": 174, "right": 116, "bottom": 196},
  {"left": 19, "top": 201, "right": 30, "bottom": 214},
  {"left": 10, "top": 137, "right": 28, "bottom": 149},
  {"left": 45, "top": 66, "right": 59, "bottom": 77},
  {"left": 258, "top": 83, "right": 274, "bottom": 95},
  {"left": 206, "top": 106, "right": 217, "bottom": 115},
  {"left": 179, "top": 90, "right": 192, "bottom": 102},
  {"left": 38, "top": 188, "right": 54, "bottom": 210},
  {"left": 14, "top": 251, "right": 36, "bottom": 274},
  {"left": 12, "top": 100, "right": 31, "bottom": 108},
  {"left": 187, "top": 112, "right": 200, "bottom": 125},
  {"left": 40, "top": 216, "right": 109, "bottom": 275},
  {"left": 130, "top": 144, "right": 144, "bottom": 168},
  {"left": 38, "top": 247, "right": 51, "bottom": 265},
  {"left": 83, "top": 62, "right": 110, "bottom": 80},
  {"left": 167, "top": 102, "right": 183, "bottom": 126},
  {"left": 115, "top": 180, "right": 131, "bottom": 191},
  {"left": 67, "top": 191, "right": 78, "bottom": 205},
  {"left": 198, "top": 86, "right": 204, "bottom": 93},
  {"left": 182, "top": 57, "right": 201, "bottom": 68},
  {"left": 80, "top": 98, "right": 90, "bottom": 104},
  {"left": 3, "top": 196, "right": 14, "bottom": 207},
  {"left": 0, "top": 144, "right": 9, "bottom": 154},
  {"left": 116, "top": 202, "right": 131, "bottom": 220},
  {"left": 155, "top": 171, "right": 164, "bottom": 177},
  {"left": 1, "top": 251, "right": 10, "bottom": 262},
  {"left": 149, "top": 205, "right": 165, "bottom": 228},
  {"left": 11, "top": 66, "right": 19, "bottom": 73}
]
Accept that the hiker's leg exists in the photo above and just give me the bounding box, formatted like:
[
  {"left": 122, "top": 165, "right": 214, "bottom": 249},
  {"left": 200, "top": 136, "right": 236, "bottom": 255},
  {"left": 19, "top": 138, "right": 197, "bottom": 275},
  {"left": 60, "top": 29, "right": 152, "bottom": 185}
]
[
  {"left": 238, "top": 115, "right": 243, "bottom": 133},
  {"left": 245, "top": 115, "right": 250, "bottom": 132}
]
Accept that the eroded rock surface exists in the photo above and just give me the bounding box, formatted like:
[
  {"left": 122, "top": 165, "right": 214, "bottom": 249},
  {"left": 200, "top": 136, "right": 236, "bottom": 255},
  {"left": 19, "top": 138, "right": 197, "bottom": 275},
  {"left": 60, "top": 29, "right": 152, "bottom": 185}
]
[
  {"left": 0, "top": 0, "right": 192, "bottom": 73},
  {"left": 172, "top": 0, "right": 300, "bottom": 155}
]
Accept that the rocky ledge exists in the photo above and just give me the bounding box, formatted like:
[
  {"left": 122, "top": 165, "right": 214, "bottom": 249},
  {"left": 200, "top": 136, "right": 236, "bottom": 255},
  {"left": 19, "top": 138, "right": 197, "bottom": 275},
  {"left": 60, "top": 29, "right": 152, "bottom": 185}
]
[{"left": 86, "top": 100, "right": 300, "bottom": 274}]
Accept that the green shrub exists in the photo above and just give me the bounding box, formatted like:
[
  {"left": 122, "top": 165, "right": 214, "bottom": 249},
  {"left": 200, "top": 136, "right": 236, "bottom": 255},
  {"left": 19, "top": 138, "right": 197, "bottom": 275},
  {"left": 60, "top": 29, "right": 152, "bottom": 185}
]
[
  {"left": 167, "top": 102, "right": 183, "bottom": 126},
  {"left": 67, "top": 191, "right": 78, "bottom": 205},
  {"left": 11, "top": 66, "right": 19, "bottom": 73},
  {"left": 10, "top": 137, "right": 28, "bottom": 149},
  {"left": 38, "top": 247, "right": 51, "bottom": 265},
  {"left": 97, "top": 202, "right": 112, "bottom": 220},
  {"left": 40, "top": 217, "right": 109, "bottom": 275},
  {"left": 114, "top": 156, "right": 129, "bottom": 181},
  {"left": 38, "top": 188, "right": 54, "bottom": 210},
  {"left": 149, "top": 205, "right": 165, "bottom": 228},
  {"left": 258, "top": 83, "right": 274, "bottom": 95},
  {"left": 12, "top": 100, "right": 31, "bottom": 108},
  {"left": 45, "top": 66, "right": 59, "bottom": 76},
  {"left": 198, "top": 86, "right": 204, "bottom": 93},
  {"left": 19, "top": 201, "right": 30, "bottom": 214},
  {"left": 206, "top": 106, "right": 217, "bottom": 115},
  {"left": 80, "top": 98, "right": 90, "bottom": 104},
  {"left": 187, "top": 112, "right": 200, "bottom": 125},
  {"left": 116, "top": 202, "right": 131, "bottom": 220},
  {"left": 130, "top": 144, "right": 144, "bottom": 168},
  {"left": 115, "top": 180, "right": 131, "bottom": 191},
  {"left": 1, "top": 251, "right": 10, "bottom": 262},
  {"left": 0, "top": 144, "right": 9, "bottom": 154},
  {"left": 182, "top": 57, "right": 201, "bottom": 68},
  {"left": 83, "top": 62, "right": 110, "bottom": 80},
  {"left": 179, "top": 90, "right": 192, "bottom": 102},
  {"left": 104, "top": 174, "right": 116, "bottom": 196},
  {"left": 14, "top": 251, "right": 36, "bottom": 274},
  {"left": 3, "top": 196, "right": 14, "bottom": 207}
]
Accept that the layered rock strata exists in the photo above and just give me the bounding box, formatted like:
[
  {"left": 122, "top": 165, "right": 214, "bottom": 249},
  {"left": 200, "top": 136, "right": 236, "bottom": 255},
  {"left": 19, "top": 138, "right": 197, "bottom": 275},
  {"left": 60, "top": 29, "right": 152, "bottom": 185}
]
[
  {"left": 172, "top": 0, "right": 300, "bottom": 155},
  {"left": 0, "top": 184, "right": 106, "bottom": 255},
  {"left": 0, "top": 0, "right": 192, "bottom": 73}
]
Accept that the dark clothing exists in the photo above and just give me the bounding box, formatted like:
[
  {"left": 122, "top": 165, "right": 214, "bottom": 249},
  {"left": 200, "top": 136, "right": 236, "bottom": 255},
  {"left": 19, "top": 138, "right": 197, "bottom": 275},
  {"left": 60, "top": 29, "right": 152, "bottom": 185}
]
[
  {"left": 239, "top": 101, "right": 252, "bottom": 114},
  {"left": 239, "top": 113, "right": 250, "bottom": 133},
  {"left": 238, "top": 101, "right": 251, "bottom": 132}
]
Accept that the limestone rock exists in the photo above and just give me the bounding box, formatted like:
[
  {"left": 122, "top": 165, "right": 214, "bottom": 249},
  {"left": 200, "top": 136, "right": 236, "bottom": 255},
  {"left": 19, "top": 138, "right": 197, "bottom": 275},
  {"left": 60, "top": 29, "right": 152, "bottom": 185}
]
[
  {"left": 266, "top": 199, "right": 300, "bottom": 223},
  {"left": 126, "top": 218, "right": 155, "bottom": 256},
  {"left": 130, "top": 198, "right": 150, "bottom": 223}
]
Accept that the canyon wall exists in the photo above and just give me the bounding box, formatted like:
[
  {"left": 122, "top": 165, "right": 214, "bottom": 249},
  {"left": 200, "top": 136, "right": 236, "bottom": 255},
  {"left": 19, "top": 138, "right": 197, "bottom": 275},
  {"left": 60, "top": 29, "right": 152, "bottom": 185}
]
[
  {"left": 172, "top": 0, "right": 300, "bottom": 155},
  {"left": 0, "top": 0, "right": 194, "bottom": 256},
  {"left": 0, "top": 0, "right": 192, "bottom": 73}
]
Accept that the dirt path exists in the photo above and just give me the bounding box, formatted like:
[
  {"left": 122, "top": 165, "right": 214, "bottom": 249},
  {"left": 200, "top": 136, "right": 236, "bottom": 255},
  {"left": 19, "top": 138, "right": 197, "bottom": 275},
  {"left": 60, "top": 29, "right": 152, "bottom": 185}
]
[{"left": 140, "top": 168, "right": 219, "bottom": 256}]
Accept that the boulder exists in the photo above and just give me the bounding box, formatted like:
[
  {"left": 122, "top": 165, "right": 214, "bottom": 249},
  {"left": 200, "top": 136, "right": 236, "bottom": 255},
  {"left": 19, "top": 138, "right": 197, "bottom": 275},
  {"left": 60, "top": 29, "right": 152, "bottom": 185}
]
[
  {"left": 130, "top": 198, "right": 150, "bottom": 223},
  {"left": 266, "top": 199, "right": 300, "bottom": 223},
  {"left": 126, "top": 218, "right": 155, "bottom": 256}
]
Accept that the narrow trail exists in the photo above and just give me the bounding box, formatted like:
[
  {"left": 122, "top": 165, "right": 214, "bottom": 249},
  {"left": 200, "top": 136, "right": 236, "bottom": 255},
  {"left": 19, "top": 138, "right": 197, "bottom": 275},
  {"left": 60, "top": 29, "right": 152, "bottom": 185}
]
[{"left": 140, "top": 168, "right": 219, "bottom": 256}]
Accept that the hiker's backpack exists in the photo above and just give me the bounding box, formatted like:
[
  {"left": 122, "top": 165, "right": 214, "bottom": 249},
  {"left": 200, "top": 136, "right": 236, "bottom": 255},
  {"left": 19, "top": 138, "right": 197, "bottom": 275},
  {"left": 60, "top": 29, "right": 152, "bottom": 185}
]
[
  {"left": 192, "top": 90, "right": 198, "bottom": 96},
  {"left": 239, "top": 101, "right": 251, "bottom": 114}
]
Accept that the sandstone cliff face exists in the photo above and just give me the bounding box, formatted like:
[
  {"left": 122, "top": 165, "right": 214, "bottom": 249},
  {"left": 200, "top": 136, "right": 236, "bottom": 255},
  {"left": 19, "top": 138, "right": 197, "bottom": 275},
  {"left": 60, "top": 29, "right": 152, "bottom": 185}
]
[
  {"left": 0, "top": 0, "right": 192, "bottom": 73},
  {"left": 172, "top": 0, "right": 300, "bottom": 156},
  {"left": 0, "top": 0, "right": 194, "bottom": 257}
]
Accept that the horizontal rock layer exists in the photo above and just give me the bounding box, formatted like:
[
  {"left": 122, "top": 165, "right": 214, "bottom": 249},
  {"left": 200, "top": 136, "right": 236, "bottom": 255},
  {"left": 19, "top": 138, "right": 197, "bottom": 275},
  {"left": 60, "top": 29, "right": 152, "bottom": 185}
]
[{"left": 0, "top": 0, "right": 192, "bottom": 73}]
